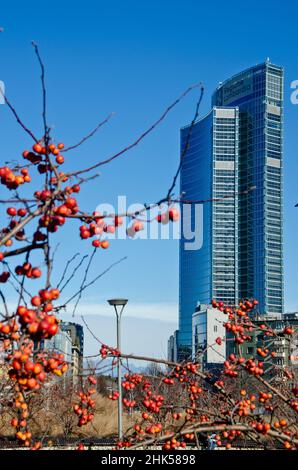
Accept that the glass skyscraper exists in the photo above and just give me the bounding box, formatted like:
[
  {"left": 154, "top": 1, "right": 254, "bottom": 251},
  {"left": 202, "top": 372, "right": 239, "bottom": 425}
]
[{"left": 178, "top": 62, "right": 284, "bottom": 360}]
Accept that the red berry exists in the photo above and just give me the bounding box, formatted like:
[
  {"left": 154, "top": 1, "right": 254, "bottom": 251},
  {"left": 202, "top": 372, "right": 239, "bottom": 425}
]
[
  {"left": 17, "top": 208, "right": 27, "bottom": 217},
  {"left": 7, "top": 207, "right": 17, "bottom": 217},
  {"left": 132, "top": 221, "right": 143, "bottom": 233},
  {"left": 31, "top": 296, "right": 41, "bottom": 307},
  {"left": 33, "top": 143, "right": 43, "bottom": 153},
  {"left": 31, "top": 268, "right": 42, "bottom": 278},
  {"left": 80, "top": 230, "right": 91, "bottom": 239},
  {"left": 115, "top": 216, "right": 123, "bottom": 227},
  {"left": 65, "top": 197, "right": 77, "bottom": 209},
  {"left": 168, "top": 207, "right": 179, "bottom": 221},
  {"left": 72, "top": 184, "right": 80, "bottom": 193},
  {"left": 50, "top": 288, "right": 60, "bottom": 299},
  {"left": 56, "top": 155, "right": 64, "bottom": 165}
]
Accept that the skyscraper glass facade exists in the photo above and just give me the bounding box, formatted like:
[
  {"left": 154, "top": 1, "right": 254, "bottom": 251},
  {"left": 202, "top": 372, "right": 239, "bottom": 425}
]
[
  {"left": 179, "top": 107, "right": 239, "bottom": 359},
  {"left": 213, "top": 62, "right": 284, "bottom": 315},
  {"left": 178, "top": 62, "right": 284, "bottom": 360}
]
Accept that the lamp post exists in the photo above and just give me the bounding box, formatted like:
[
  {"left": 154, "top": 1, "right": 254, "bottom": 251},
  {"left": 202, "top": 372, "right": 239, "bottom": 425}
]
[{"left": 107, "top": 298, "right": 128, "bottom": 441}]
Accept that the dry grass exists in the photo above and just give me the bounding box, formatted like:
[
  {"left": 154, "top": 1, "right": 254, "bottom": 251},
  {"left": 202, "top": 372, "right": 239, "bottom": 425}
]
[
  {"left": 84, "top": 394, "right": 135, "bottom": 437},
  {"left": 0, "top": 393, "right": 136, "bottom": 439}
]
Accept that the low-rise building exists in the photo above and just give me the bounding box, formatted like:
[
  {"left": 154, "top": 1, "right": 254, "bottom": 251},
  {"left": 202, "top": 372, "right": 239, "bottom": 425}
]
[
  {"left": 226, "top": 312, "right": 298, "bottom": 379},
  {"left": 60, "top": 322, "right": 84, "bottom": 381},
  {"left": 41, "top": 321, "right": 84, "bottom": 382},
  {"left": 192, "top": 303, "right": 226, "bottom": 370}
]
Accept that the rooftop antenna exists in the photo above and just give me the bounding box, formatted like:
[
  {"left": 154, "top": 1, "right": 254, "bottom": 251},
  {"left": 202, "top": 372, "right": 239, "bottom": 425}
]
[{"left": 266, "top": 57, "right": 270, "bottom": 63}]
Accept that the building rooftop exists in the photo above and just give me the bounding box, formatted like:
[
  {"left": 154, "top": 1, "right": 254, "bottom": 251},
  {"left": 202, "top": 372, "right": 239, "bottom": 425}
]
[{"left": 214, "top": 61, "right": 284, "bottom": 93}]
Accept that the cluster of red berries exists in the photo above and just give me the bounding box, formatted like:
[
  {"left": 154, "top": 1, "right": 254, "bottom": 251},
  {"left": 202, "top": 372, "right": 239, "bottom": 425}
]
[
  {"left": 212, "top": 299, "right": 258, "bottom": 318},
  {"left": 172, "top": 412, "right": 183, "bottom": 420},
  {"left": 163, "top": 437, "right": 187, "bottom": 450},
  {"left": 289, "top": 399, "right": 298, "bottom": 412},
  {"left": 36, "top": 195, "right": 79, "bottom": 234},
  {"left": 79, "top": 212, "right": 122, "bottom": 248},
  {"left": 108, "top": 391, "right": 120, "bottom": 401},
  {"left": 9, "top": 347, "right": 67, "bottom": 391},
  {"left": 30, "top": 287, "right": 59, "bottom": 308},
  {"left": 73, "top": 376, "right": 97, "bottom": 427},
  {"left": 55, "top": 197, "right": 79, "bottom": 216},
  {"left": 122, "top": 397, "right": 136, "bottom": 408},
  {"left": 169, "top": 363, "right": 198, "bottom": 384},
  {"left": 144, "top": 423, "right": 163, "bottom": 435},
  {"left": 224, "top": 321, "right": 252, "bottom": 345},
  {"left": 10, "top": 391, "right": 32, "bottom": 447},
  {"left": 244, "top": 358, "right": 264, "bottom": 376},
  {"left": 142, "top": 394, "right": 164, "bottom": 413},
  {"left": 0, "top": 204, "right": 32, "bottom": 258},
  {"left": 80, "top": 221, "right": 110, "bottom": 249},
  {"left": 217, "top": 430, "right": 242, "bottom": 449},
  {"left": 163, "top": 377, "right": 174, "bottom": 385},
  {"left": 187, "top": 382, "right": 203, "bottom": 402},
  {"left": 258, "top": 391, "right": 273, "bottom": 403},
  {"left": 6, "top": 207, "right": 27, "bottom": 218},
  {"left": 0, "top": 319, "right": 19, "bottom": 340},
  {"left": 116, "top": 440, "right": 133, "bottom": 449},
  {"left": 15, "top": 262, "right": 42, "bottom": 279},
  {"left": 257, "top": 324, "right": 274, "bottom": 338},
  {"left": 122, "top": 373, "right": 143, "bottom": 390},
  {"left": 156, "top": 207, "right": 179, "bottom": 223},
  {"left": 40, "top": 353, "right": 68, "bottom": 377},
  {"left": 235, "top": 390, "right": 256, "bottom": 416},
  {"left": 253, "top": 421, "right": 272, "bottom": 434},
  {"left": 256, "top": 347, "right": 269, "bottom": 358},
  {"left": 0, "top": 166, "right": 31, "bottom": 190},
  {"left": 38, "top": 212, "right": 66, "bottom": 233},
  {"left": 1, "top": 223, "right": 25, "bottom": 249},
  {"left": 17, "top": 305, "right": 59, "bottom": 341},
  {"left": 99, "top": 344, "right": 120, "bottom": 358},
  {"left": 283, "top": 326, "right": 294, "bottom": 335},
  {"left": 224, "top": 356, "right": 241, "bottom": 377},
  {"left": 23, "top": 142, "right": 65, "bottom": 172}
]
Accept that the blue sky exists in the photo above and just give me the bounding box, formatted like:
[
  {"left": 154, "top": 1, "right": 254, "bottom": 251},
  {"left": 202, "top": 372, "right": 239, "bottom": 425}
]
[{"left": 1, "top": 0, "right": 298, "bottom": 357}]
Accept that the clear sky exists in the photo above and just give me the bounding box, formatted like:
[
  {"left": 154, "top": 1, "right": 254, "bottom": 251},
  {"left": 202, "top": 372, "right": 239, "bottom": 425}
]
[{"left": 1, "top": 0, "right": 298, "bottom": 358}]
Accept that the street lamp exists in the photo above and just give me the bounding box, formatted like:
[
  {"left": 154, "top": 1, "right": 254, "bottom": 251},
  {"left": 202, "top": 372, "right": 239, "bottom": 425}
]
[{"left": 107, "top": 298, "right": 128, "bottom": 441}]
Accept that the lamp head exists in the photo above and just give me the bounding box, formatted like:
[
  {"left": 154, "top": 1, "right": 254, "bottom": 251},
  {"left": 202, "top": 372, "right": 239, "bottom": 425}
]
[{"left": 107, "top": 298, "right": 128, "bottom": 307}]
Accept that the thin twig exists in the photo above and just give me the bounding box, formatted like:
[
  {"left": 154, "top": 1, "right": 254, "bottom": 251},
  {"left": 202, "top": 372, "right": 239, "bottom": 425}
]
[
  {"left": 63, "top": 113, "right": 114, "bottom": 152},
  {"left": 57, "top": 253, "right": 80, "bottom": 289},
  {"left": 67, "top": 83, "right": 201, "bottom": 177},
  {"left": 56, "top": 256, "right": 127, "bottom": 310},
  {"left": 59, "top": 255, "right": 89, "bottom": 293},
  {"left": 166, "top": 84, "right": 204, "bottom": 199},
  {"left": 72, "top": 248, "right": 97, "bottom": 316},
  {"left": 32, "top": 41, "right": 48, "bottom": 140},
  {"left": 0, "top": 86, "right": 38, "bottom": 142}
]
